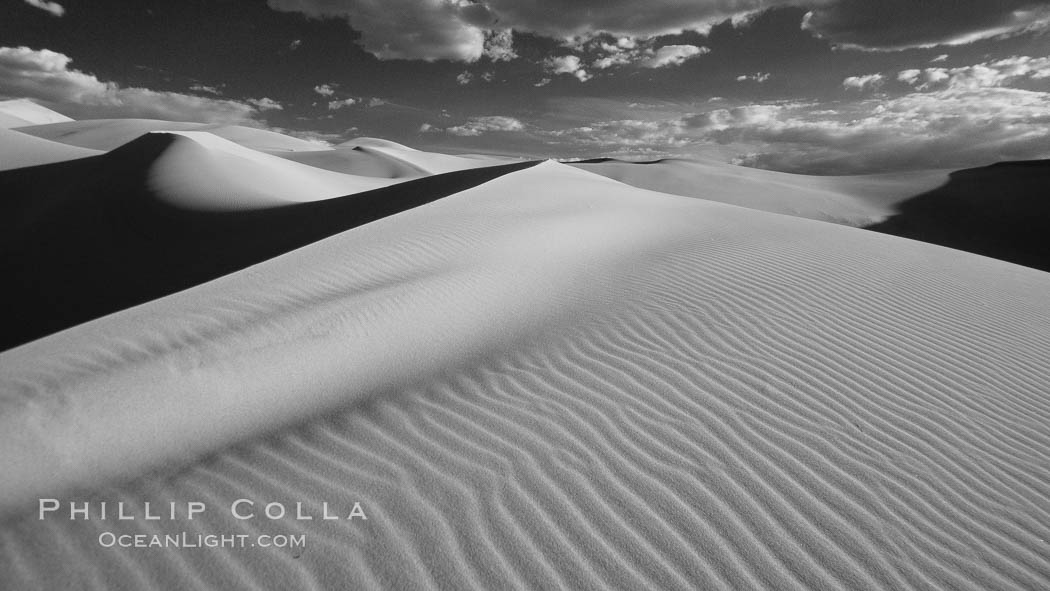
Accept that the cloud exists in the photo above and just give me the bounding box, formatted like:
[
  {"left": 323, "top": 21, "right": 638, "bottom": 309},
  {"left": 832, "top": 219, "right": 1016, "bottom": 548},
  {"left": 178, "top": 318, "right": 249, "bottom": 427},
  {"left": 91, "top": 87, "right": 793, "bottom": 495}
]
[
  {"left": 725, "top": 87, "right": 1050, "bottom": 173},
  {"left": 842, "top": 73, "right": 884, "bottom": 91},
  {"left": 897, "top": 56, "right": 1050, "bottom": 90},
  {"left": 483, "top": 29, "right": 518, "bottom": 61},
  {"left": 267, "top": 0, "right": 492, "bottom": 61},
  {"left": 456, "top": 71, "right": 473, "bottom": 85},
  {"left": 313, "top": 83, "right": 336, "bottom": 96},
  {"left": 190, "top": 84, "right": 222, "bottom": 95},
  {"left": 931, "top": 54, "right": 949, "bottom": 63},
  {"left": 737, "top": 72, "right": 771, "bottom": 82},
  {"left": 639, "top": 44, "right": 709, "bottom": 68},
  {"left": 327, "top": 97, "right": 358, "bottom": 110},
  {"left": 247, "top": 97, "right": 283, "bottom": 111},
  {"left": 528, "top": 50, "right": 1050, "bottom": 174},
  {"left": 0, "top": 46, "right": 263, "bottom": 123},
  {"left": 802, "top": 0, "right": 1050, "bottom": 50},
  {"left": 266, "top": 1, "right": 1050, "bottom": 61},
  {"left": 545, "top": 55, "right": 591, "bottom": 81},
  {"left": 426, "top": 115, "right": 526, "bottom": 136},
  {"left": 23, "top": 0, "right": 64, "bottom": 17}
]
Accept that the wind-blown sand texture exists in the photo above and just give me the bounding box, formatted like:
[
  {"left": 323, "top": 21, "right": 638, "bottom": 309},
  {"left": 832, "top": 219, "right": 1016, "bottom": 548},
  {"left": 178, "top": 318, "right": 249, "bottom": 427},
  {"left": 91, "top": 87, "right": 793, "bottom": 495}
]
[{"left": 2, "top": 159, "right": 1049, "bottom": 590}]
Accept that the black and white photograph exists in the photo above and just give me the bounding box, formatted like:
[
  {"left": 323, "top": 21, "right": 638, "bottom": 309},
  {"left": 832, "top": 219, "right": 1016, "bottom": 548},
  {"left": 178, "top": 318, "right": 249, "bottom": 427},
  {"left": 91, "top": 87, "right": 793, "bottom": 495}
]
[{"left": 2, "top": 0, "right": 1050, "bottom": 589}]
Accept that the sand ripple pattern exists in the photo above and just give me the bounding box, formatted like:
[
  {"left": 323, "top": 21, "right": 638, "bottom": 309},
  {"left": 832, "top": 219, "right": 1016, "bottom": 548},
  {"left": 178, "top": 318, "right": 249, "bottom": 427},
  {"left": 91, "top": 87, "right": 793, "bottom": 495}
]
[{"left": 2, "top": 164, "right": 1050, "bottom": 590}]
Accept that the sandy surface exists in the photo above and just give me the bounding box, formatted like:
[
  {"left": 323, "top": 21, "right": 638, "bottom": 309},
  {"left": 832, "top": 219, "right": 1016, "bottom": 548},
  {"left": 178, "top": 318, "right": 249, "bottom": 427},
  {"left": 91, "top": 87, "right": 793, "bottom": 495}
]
[
  {"left": 573, "top": 158, "right": 950, "bottom": 226},
  {"left": 0, "top": 99, "right": 74, "bottom": 128},
  {"left": 2, "top": 158, "right": 1049, "bottom": 590},
  {"left": 0, "top": 127, "right": 101, "bottom": 171}
]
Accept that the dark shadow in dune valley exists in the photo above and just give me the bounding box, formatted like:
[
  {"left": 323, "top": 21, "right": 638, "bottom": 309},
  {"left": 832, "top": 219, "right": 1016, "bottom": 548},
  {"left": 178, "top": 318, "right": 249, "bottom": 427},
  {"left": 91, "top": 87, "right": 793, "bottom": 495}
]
[
  {"left": 866, "top": 160, "right": 1050, "bottom": 273},
  {"left": 0, "top": 133, "right": 538, "bottom": 351}
]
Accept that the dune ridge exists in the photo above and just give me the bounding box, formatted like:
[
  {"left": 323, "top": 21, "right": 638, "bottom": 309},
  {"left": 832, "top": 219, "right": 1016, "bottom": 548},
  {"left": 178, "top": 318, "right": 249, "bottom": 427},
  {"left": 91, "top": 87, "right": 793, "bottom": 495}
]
[
  {"left": 572, "top": 157, "right": 950, "bottom": 226},
  {"left": 14, "top": 119, "right": 332, "bottom": 152},
  {"left": 0, "top": 99, "right": 74, "bottom": 128},
  {"left": 0, "top": 127, "right": 101, "bottom": 171},
  {"left": 0, "top": 133, "right": 539, "bottom": 350},
  {"left": 867, "top": 159, "right": 1050, "bottom": 272},
  {"left": 2, "top": 162, "right": 1049, "bottom": 590}
]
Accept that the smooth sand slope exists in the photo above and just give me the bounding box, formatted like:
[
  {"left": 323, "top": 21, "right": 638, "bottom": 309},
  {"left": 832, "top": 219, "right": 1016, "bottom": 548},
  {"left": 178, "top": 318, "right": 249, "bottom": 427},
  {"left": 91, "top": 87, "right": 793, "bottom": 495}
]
[
  {"left": 14, "top": 119, "right": 332, "bottom": 152},
  {"left": 0, "top": 127, "right": 101, "bottom": 171},
  {"left": 2, "top": 162, "right": 1049, "bottom": 590},
  {"left": 572, "top": 157, "right": 949, "bottom": 226},
  {"left": 0, "top": 99, "right": 74, "bottom": 128},
  {"left": 867, "top": 159, "right": 1050, "bottom": 272},
  {"left": 0, "top": 132, "right": 537, "bottom": 350},
  {"left": 338, "top": 137, "right": 522, "bottom": 174}
]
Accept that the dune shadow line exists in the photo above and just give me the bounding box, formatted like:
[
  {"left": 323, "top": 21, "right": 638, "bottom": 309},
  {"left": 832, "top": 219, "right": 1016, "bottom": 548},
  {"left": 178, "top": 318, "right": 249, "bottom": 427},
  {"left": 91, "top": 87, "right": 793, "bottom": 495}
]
[
  {"left": 865, "top": 159, "right": 1050, "bottom": 273},
  {"left": 0, "top": 133, "right": 540, "bottom": 351}
]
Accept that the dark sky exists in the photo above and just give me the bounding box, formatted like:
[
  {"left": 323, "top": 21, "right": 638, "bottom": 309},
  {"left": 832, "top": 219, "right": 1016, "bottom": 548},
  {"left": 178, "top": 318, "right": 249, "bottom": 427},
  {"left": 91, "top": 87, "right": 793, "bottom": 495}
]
[{"left": 3, "top": 0, "right": 1049, "bottom": 173}]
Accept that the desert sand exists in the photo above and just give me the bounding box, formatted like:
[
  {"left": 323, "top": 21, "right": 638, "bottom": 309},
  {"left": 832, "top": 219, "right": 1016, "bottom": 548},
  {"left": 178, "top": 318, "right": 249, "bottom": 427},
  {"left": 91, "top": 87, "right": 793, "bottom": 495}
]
[
  {"left": 2, "top": 109, "right": 1050, "bottom": 591},
  {"left": 572, "top": 157, "right": 951, "bottom": 226}
]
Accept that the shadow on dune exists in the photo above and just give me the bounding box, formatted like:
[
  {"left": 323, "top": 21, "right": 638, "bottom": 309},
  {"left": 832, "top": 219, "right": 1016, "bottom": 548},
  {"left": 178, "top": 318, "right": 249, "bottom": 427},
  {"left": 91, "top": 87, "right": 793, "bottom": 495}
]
[
  {"left": 570, "top": 157, "right": 667, "bottom": 165},
  {"left": 0, "top": 133, "right": 539, "bottom": 351},
  {"left": 865, "top": 160, "right": 1050, "bottom": 273}
]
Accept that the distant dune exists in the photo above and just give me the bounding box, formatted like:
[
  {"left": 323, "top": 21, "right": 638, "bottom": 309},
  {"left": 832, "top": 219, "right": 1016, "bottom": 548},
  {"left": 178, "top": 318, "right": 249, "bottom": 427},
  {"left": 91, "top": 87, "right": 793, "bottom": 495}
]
[
  {"left": 2, "top": 109, "right": 1050, "bottom": 591},
  {"left": 0, "top": 99, "right": 74, "bottom": 128},
  {"left": 0, "top": 127, "right": 101, "bottom": 171},
  {"left": 0, "top": 132, "right": 537, "bottom": 349},
  {"left": 867, "top": 159, "right": 1050, "bottom": 272},
  {"left": 14, "top": 118, "right": 331, "bottom": 152},
  {"left": 572, "top": 157, "right": 950, "bottom": 226},
  {"left": 3, "top": 158, "right": 1050, "bottom": 590}
]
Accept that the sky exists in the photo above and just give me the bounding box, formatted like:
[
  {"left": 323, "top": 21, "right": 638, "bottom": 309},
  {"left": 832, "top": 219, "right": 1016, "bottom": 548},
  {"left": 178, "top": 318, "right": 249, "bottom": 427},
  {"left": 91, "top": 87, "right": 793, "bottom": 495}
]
[{"left": 2, "top": 0, "right": 1050, "bottom": 174}]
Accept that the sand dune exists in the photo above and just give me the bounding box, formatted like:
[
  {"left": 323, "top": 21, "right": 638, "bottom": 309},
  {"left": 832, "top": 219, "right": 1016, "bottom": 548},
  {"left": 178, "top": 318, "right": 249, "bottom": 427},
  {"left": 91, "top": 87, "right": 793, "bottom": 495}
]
[
  {"left": 0, "top": 99, "right": 74, "bottom": 128},
  {"left": 147, "top": 131, "right": 398, "bottom": 209},
  {"left": 2, "top": 162, "right": 1049, "bottom": 590},
  {"left": 573, "top": 157, "right": 950, "bottom": 226},
  {"left": 867, "top": 159, "right": 1050, "bottom": 272},
  {"left": 0, "top": 132, "right": 537, "bottom": 350},
  {"left": 339, "top": 137, "right": 521, "bottom": 174},
  {"left": 0, "top": 127, "right": 101, "bottom": 171},
  {"left": 273, "top": 145, "right": 431, "bottom": 178},
  {"left": 15, "top": 119, "right": 332, "bottom": 152}
]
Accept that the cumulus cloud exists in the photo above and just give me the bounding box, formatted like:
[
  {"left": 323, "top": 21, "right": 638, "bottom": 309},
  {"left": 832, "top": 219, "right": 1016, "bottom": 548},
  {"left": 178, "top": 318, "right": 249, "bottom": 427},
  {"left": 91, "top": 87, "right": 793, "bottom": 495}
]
[
  {"left": 590, "top": 39, "right": 708, "bottom": 71},
  {"left": 23, "top": 0, "right": 64, "bottom": 17},
  {"left": 737, "top": 72, "right": 771, "bottom": 82},
  {"left": 725, "top": 87, "right": 1050, "bottom": 173},
  {"left": 449, "top": 115, "right": 525, "bottom": 135},
  {"left": 247, "top": 97, "right": 283, "bottom": 111},
  {"left": 424, "top": 115, "right": 526, "bottom": 136},
  {"left": 483, "top": 29, "right": 518, "bottom": 61},
  {"left": 267, "top": 0, "right": 492, "bottom": 61},
  {"left": 190, "top": 84, "right": 222, "bottom": 95},
  {"left": 842, "top": 73, "right": 885, "bottom": 91},
  {"left": 313, "top": 83, "right": 335, "bottom": 96},
  {"left": 545, "top": 55, "right": 591, "bottom": 82},
  {"left": 802, "top": 0, "right": 1050, "bottom": 50},
  {"left": 0, "top": 46, "right": 263, "bottom": 123},
  {"left": 897, "top": 55, "right": 1050, "bottom": 90},
  {"left": 530, "top": 50, "right": 1050, "bottom": 174},
  {"left": 639, "top": 45, "right": 709, "bottom": 68},
  {"left": 327, "top": 97, "right": 358, "bottom": 110},
  {"left": 266, "top": 1, "right": 1050, "bottom": 62},
  {"left": 456, "top": 71, "right": 473, "bottom": 85}
]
